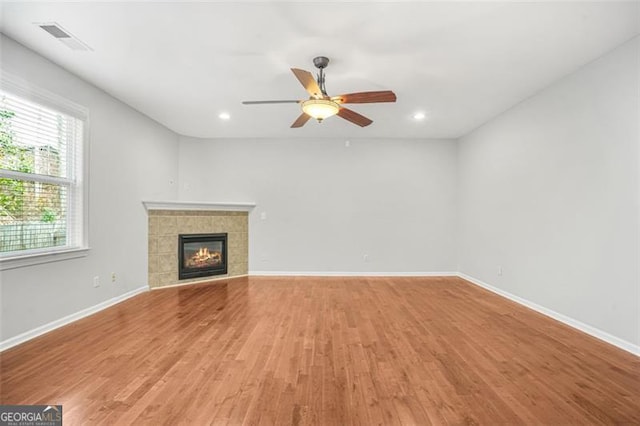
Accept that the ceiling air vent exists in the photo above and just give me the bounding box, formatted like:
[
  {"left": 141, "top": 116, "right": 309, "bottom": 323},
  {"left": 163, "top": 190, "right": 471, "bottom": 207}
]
[{"left": 37, "top": 22, "right": 92, "bottom": 51}]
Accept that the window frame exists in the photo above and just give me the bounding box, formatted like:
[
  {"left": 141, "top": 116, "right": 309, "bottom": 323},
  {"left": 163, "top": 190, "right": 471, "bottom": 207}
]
[{"left": 0, "top": 72, "right": 90, "bottom": 270}]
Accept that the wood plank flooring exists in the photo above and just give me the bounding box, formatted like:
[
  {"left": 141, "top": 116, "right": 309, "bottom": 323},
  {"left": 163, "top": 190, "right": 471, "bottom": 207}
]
[{"left": 1, "top": 276, "right": 638, "bottom": 425}]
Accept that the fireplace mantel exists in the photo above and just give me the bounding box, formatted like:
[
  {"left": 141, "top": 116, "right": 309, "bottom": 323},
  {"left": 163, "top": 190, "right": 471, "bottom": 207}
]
[{"left": 142, "top": 200, "right": 256, "bottom": 213}]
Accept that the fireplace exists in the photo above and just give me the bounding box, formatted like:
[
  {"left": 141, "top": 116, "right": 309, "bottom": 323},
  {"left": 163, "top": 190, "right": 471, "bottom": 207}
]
[{"left": 178, "top": 233, "right": 228, "bottom": 280}]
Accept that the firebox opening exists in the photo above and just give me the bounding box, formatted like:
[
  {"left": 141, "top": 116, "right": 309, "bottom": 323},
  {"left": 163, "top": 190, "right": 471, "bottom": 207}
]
[{"left": 178, "top": 233, "right": 228, "bottom": 280}]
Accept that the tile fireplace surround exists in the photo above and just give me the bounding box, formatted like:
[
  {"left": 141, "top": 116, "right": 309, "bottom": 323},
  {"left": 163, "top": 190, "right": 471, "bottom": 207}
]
[{"left": 144, "top": 201, "right": 254, "bottom": 289}]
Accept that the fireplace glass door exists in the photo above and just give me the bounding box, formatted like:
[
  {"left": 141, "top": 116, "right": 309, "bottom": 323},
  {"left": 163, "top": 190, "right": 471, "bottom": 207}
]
[{"left": 178, "top": 233, "right": 227, "bottom": 279}]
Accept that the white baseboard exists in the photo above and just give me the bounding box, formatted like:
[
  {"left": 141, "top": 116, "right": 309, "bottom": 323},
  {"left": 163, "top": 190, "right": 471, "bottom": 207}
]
[
  {"left": 457, "top": 273, "right": 639, "bottom": 357},
  {"left": 0, "top": 286, "right": 148, "bottom": 352},
  {"left": 249, "top": 271, "right": 458, "bottom": 277}
]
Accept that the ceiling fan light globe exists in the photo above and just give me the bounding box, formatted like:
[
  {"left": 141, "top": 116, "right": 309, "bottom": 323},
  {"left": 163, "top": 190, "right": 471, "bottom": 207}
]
[{"left": 301, "top": 99, "right": 340, "bottom": 121}]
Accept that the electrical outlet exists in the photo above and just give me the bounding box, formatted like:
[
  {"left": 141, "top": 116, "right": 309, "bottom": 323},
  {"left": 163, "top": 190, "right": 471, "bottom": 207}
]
[
  {"left": 363, "top": 254, "right": 370, "bottom": 262},
  {"left": 497, "top": 266, "right": 503, "bottom": 276},
  {"left": 93, "top": 276, "right": 100, "bottom": 288},
  {"left": 111, "top": 272, "right": 116, "bottom": 282},
  {"left": 260, "top": 211, "right": 267, "bottom": 220}
]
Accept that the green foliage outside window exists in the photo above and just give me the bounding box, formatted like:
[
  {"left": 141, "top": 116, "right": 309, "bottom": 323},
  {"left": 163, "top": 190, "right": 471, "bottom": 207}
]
[
  {"left": 0, "top": 108, "right": 61, "bottom": 224},
  {"left": 0, "top": 109, "right": 35, "bottom": 221}
]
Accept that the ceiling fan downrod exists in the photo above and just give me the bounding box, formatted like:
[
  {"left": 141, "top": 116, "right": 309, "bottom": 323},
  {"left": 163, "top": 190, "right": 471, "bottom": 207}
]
[{"left": 313, "top": 56, "right": 330, "bottom": 97}]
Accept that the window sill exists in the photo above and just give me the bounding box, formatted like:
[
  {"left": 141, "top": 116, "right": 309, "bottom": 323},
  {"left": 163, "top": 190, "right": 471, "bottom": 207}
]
[{"left": 0, "top": 247, "right": 90, "bottom": 271}]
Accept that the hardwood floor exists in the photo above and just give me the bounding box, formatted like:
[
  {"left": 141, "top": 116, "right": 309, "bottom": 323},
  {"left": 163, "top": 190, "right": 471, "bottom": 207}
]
[{"left": 1, "top": 276, "right": 638, "bottom": 425}]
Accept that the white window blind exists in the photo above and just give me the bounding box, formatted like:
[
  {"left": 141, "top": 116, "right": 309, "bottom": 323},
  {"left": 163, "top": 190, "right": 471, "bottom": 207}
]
[{"left": 0, "top": 79, "right": 87, "bottom": 262}]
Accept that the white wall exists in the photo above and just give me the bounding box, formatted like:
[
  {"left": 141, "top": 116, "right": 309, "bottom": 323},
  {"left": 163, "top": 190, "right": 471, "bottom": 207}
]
[
  {"left": 178, "top": 137, "right": 458, "bottom": 273},
  {"left": 0, "top": 35, "right": 179, "bottom": 342},
  {"left": 457, "top": 37, "right": 639, "bottom": 346}
]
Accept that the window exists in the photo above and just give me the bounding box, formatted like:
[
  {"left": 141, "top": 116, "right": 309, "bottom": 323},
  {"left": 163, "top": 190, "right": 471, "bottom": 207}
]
[{"left": 0, "top": 75, "right": 88, "bottom": 269}]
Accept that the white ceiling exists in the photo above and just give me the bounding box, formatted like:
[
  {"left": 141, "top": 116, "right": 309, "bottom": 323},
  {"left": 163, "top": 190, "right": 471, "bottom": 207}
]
[{"left": 1, "top": 1, "right": 638, "bottom": 139}]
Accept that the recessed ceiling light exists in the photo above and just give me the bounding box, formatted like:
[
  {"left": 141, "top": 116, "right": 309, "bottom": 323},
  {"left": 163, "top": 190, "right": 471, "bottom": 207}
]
[
  {"left": 218, "top": 112, "right": 231, "bottom": 120},
  {"left": 413, "top": 112, "right": 426, "bottom": 120}
]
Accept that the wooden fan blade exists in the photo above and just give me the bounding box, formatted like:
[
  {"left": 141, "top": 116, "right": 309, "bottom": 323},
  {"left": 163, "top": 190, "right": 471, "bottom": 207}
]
[
  {"left": 291, "top": 113, "right": 311, "bottom": 128},
  {"left": 291, "top": 68, "right": 322, "bottom": 98},
  {"left": 242, "top": 100, "right": 300, "bottom": 105},
  {"left": 337, "top": 107, "right": 373, "bottom": 127},
  {"left": 332, "top": 91, "right": 397, "bottom": 104}
]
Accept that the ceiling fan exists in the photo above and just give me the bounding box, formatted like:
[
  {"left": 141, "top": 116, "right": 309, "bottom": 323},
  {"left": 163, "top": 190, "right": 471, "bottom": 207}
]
[{"left": 242, "top": 56, "right": 397, "bottom": 128}]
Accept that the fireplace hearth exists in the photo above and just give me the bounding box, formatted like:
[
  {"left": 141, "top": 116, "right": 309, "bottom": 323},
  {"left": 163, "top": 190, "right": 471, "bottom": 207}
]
[{"left": 178, "top": 233, "right": 228, "bottom": 280}]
